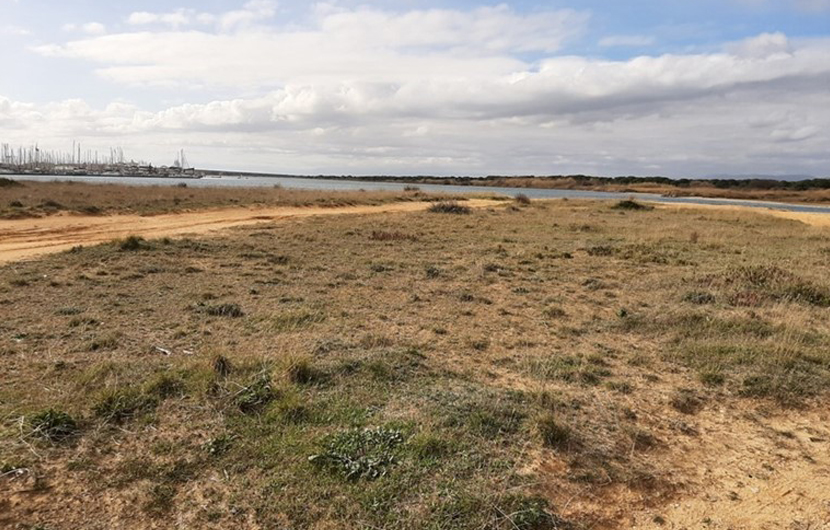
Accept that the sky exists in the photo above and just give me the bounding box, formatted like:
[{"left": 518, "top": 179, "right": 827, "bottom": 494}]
[{"left": 1, "top": 0, "right": 828, "bottom": 177}]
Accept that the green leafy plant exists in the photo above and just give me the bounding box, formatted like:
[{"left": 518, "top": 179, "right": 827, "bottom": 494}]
[{"left": 309, "top": 427, "right": 405, "bottom": 480}]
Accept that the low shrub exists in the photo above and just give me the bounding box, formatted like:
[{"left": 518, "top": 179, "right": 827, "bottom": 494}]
[
  {"left": 0, "top": 177, "right": 23, "bottom": 188},
  {"left": 514, "top": 193, "right": 532, "bottom": 206},
  {"left": 612, "top": 199, "right": 653, "bottom": 211},
  {"left": 119, "top": 235, "right": 148, "bottom": 251},
  {"left": 428, "top": 201, "right": 471, "bottom": 214}
]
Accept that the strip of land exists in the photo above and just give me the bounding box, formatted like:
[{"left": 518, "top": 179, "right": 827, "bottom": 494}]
[
  {"left": 652, "top": 202, "right": 830, "bottom": 227},
  {"left": 0, "top": 199, "right": 503, "bottom": 264},
  {"left": 2, "top": 198, "right": 829, "bottom": 265}
]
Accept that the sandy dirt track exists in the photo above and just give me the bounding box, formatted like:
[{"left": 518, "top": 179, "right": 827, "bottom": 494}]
[{"left": 0, "top": 199, "right": 501, "bottom": 264}]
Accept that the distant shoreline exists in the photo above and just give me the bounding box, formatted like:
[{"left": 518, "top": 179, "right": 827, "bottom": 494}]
[{"left": 6, "top": 170, "right": 830, "bottom": 206}]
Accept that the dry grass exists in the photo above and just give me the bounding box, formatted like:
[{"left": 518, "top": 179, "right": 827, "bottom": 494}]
[
  {"left": 1, "top": 196, "right": 829, "bottom": 529},
  {"left": 0, "top": 180, "right": 469, "bottom": 218}
]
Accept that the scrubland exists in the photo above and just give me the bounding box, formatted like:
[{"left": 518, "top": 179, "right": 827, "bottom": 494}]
[{"left": 1, "top": 192, "right": 829, "bottom": 529}]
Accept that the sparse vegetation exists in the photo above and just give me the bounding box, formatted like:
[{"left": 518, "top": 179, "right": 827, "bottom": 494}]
[{"left": 1, "top": 192, "right": 829, "bottom": 529}]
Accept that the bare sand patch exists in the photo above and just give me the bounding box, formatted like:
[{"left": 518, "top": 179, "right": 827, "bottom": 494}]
[{"left": 0, "top": 199, "right": 502, "bottom": 264}]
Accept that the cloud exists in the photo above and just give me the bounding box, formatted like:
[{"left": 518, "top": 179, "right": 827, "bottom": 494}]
[
  {"left": 128, "top": 10, "right": 192, "bottom": 28},
  {"left": 0, "top": 24, "right": 30, "bottom": 36},
  {"left": 725, "top": 32, "right": 791, "bottom": 57},
  {"left": 125, "top": 1, "right": 277, "bottom": 31},
  {"left": 598, "top": 35, "right": 656, "bottom": 48},
  {"left": 62, "top": 22, "right": 107, "bottom": 35},
  {"left": 12, "top": 4, "right": 830, "bottom": 176},
  {"left": 733, "top": 0, "right": 830, "bottom": 10},
  {"left": 34, "top": 5, "right": 588, "bottom": 90},
  {"left": 82, "top": 22, "right": 106, "bottom": 35}
]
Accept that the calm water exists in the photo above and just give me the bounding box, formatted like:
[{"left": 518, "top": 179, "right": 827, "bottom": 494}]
[{"left": 5, "top": 174, "right": 830, "bottom": 214}]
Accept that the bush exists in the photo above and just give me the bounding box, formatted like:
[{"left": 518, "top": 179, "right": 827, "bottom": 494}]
[
  {"left": 119, "top": 235, "right": 147, "bottom": 251},
  {"left": 0, "top": 177, "right": 23, "bottom": 188},
  {"left": 612, "top": 199, "right": 653, "bottom": 211},
  {"left": 514, "top": 193, "right": 532, "bottom": 206},
  {"left": 79, "top": 205, "right": 103, "bottom": 215},
  {"left": 428, "top": 201, "right": 471, "bottom": 214},
  {"left": 29, "top": 409, "right": 79, "bottom": 441}
]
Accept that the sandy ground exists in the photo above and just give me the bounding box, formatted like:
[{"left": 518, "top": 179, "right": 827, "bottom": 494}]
[
  {"left": 653, "top": 202, "right": 830, "bottom": 227},
  {"left": 0, "top": 199, "right": 502, "bottom": 264}
]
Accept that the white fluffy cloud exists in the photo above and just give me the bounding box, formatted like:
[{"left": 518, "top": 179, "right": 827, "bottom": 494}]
[
  {"left": 125, "top": 1, "right": 277, "bottom": 31},
  {"left": 62, "top": 22, "right": 107, "bottom": 35},
  {"left": 5, "top": 5, "right": 830, "bottom": 176}
]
